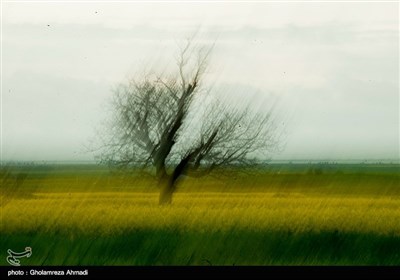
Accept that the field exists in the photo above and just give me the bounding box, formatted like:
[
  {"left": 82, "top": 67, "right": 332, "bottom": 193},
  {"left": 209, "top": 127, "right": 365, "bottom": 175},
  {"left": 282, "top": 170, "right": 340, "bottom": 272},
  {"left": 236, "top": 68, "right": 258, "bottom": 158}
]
[{"left": 1, "top": 163, "right": 400, "bottom": 265}]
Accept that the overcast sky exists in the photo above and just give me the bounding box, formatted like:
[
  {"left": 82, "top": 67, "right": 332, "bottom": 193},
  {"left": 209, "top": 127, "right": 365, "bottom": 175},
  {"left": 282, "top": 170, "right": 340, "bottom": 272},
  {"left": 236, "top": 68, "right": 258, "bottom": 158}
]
[{"left": 2, "top": 1, "right": 399, "bottom": 162}]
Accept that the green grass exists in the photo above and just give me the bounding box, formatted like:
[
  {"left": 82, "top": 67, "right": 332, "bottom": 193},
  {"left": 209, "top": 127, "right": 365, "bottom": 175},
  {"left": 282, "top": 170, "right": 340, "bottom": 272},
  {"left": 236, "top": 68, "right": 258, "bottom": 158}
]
[
  {"left": 2, "top": 230, "right": 400, "bottom": 265},
  {"left": 1, "top": 164, "right": 399, "bottom": 265}
]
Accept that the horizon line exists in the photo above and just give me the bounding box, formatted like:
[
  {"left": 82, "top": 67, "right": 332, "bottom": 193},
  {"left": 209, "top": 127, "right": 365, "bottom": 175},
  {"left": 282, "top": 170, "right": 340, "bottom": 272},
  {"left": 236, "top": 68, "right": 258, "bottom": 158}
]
[{"left": 1, "top": 158, "right": 399, "bottom": 165}]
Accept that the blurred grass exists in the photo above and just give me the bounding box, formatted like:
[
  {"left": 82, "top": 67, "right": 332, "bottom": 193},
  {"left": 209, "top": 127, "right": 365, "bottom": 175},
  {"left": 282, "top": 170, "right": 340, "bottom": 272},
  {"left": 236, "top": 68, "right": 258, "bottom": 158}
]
[
  {"left": 1, "top": 164, "right": 399, "bottom": 265},
  {"left": 2, "top": 230, "right": 400, "bottom": 265}
]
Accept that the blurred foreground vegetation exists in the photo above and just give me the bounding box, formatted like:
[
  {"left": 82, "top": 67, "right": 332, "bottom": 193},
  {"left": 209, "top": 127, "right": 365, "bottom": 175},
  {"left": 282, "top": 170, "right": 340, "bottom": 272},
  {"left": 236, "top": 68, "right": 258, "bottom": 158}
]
[{"left": 1, "top": 163, "right": 399, "bottom": 265}]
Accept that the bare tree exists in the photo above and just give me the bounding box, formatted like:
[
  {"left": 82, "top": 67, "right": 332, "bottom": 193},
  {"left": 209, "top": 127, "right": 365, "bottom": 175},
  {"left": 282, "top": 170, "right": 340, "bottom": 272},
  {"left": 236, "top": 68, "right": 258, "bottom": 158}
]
[{"left": 99, "top": 40, "right": 279, "bottom": 204}]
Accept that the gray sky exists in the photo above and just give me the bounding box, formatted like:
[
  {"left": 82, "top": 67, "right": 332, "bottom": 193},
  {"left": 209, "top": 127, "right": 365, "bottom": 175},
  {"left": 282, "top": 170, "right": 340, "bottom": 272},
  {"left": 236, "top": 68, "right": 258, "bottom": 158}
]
[{"left": 2, "top": 1, "right": 399, "bottom": 162}]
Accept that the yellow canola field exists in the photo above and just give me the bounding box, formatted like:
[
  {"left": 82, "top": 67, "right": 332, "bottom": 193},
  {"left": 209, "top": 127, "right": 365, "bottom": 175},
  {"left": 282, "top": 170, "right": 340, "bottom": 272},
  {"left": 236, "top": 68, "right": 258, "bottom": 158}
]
[{"left": 2, "top": 192, "right": 400, "bottom": 236}]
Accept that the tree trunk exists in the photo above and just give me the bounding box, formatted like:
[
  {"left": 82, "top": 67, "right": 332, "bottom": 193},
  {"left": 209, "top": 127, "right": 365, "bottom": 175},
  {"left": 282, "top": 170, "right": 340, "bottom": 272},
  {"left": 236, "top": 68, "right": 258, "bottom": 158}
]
[
  {"left": 158, "top": 178, "right": 175, "bottom": 205},
  {"left": 157, "top": 158, "right": 187, "bottom": 205}
]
